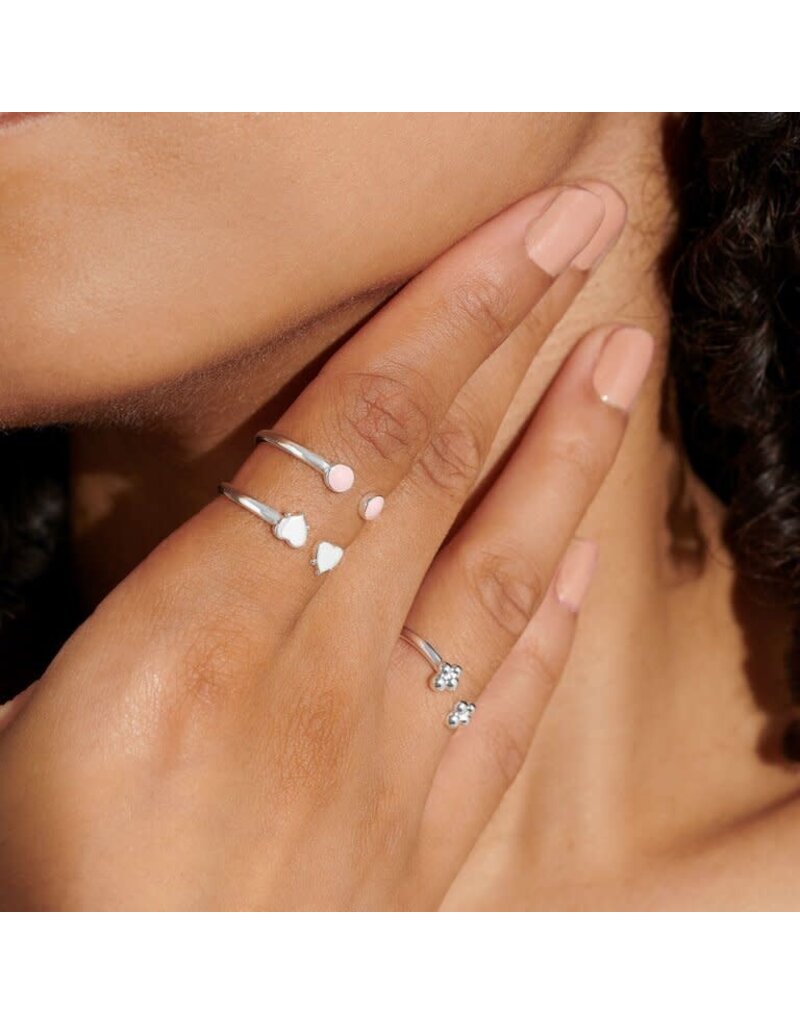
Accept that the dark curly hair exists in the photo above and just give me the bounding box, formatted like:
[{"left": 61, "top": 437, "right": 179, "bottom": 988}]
[
  {"left": 667, "top": 113, "right": 800, "bottom": 758},
  {"left": 2, "top": 113, "right": 800, "bottom": 759}
]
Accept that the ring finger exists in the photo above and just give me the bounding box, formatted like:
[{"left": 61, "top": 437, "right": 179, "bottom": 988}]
[{"left": 385, "top": 323, "right": 655, "bottom": 785}]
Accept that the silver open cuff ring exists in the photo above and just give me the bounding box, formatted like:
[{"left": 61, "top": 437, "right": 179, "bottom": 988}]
[
  {"left": 400, "top": 627, "right": 475, "bottom": 728},
  {"left": 218, "top": 483, "right": 309, "bottom": 549},
  {"left": 256, "top": 430, "right": 356, "bottom": 493},
  {"left": 446, "top": 700, "right": 477, "bottom": 730},
  {"left": 400, "top": 626, "right": 463, "bottom": 693}
]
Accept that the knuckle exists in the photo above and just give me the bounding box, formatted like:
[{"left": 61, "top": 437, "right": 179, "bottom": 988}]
[
  {"left": 445, "top": 269, "right": 516, "bottom": 344},
  {"left": 464, "top": 548, "right": 545, "bottom": 637},
  {"left": 334, "top": 368, "right": 434, "bottom": 465},
  {"left": 480, "top": 718, "right": 529, "bottom": 791},
  {"left": 354, "top": 776, "right": 409, "bottom": 863},
  {"left": 276, "top": 683, "right": 358, "bottom": 803},
  {"left": 415, "top": 411, "right": 486, "bottom": 499},
  {"left": 516, "top": 633, "right": 560, "bottom": 696},
  {"left": 545, "top": 431, "right": 600, "bottom": 490},
  {"left": 171, "top": 618, "right": 252, "bottom": 715}
]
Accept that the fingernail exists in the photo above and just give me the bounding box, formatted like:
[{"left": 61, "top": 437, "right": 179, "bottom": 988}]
[
  {"left": 571, "top": 184, "right": 627, "bottom": 271},
  {"left": 592, "top": 326, "right": 655, "bottom": 412},
  {"left": 524, "top": 188, "right": 605, "bottom": 277},
  {"left": 555, "top": 539, "right": 598, "bottom": 613}
]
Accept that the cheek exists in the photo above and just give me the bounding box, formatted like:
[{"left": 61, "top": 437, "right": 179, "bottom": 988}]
[
  {"left": 0, "top": 114, "right": 329, "bottom": 421},
  {"left": 0, "top": 113, "right": 595, "bottom": 424}
]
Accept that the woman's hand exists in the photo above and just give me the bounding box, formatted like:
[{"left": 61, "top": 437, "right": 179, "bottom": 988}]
[{"left": 0, "top": 182, "right": 650, "bottom": 910}]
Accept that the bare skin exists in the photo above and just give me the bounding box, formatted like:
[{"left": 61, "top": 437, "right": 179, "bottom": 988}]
[
  {"left": 1, "top": 113, "right": 797, "bottom": 909},
  {"left": 1, "top": 180, "right": 634, "bottom": 909}
]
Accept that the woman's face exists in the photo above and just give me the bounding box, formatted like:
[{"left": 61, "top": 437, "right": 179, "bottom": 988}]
[{"left": 0, "top": 113, "right": 596, "bottom": 424}]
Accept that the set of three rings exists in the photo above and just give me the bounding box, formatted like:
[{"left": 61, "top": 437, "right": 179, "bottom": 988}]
[
  {"left": 219, "top": 430, "right": 384, "bottom": 575},
  {"left": 220, "top": 431, "right": 475, "bottom": 730}
]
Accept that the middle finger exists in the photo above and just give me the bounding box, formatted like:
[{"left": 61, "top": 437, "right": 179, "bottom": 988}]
[{"left": 201, "top": 185, "right": 610, "bottom": 633}]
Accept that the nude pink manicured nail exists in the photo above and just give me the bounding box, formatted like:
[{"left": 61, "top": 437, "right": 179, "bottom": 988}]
[
  {"left": 571, "top": 184, "right": 627, "bottom": 271},
  {"left": 555, "top": 539, "right": 598, "bottom": 613},
  {"left": 524, "top": 188, "right": 605, "bottom": 277},
  {"left": 592, "top": 326, "right": 655, "bottom": 412}
]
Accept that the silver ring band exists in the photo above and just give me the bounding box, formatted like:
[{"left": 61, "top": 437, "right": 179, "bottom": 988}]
[
  {"left": 400, "top": 626, "right": 462, "bottom": 693},
  {"left": 256, "top": 430, "right": 355, "bottom": 493},
  {"left": 218, "top": 483, "right": 309, "bottom": 549}
]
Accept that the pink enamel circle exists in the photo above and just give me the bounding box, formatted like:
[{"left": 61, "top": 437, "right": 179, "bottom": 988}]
[
  {"left": 360, "top": 495, "right": 385, "bottom": 521},
  {"left": 326, "top": 463, "right": 355, "bottom": 493}
]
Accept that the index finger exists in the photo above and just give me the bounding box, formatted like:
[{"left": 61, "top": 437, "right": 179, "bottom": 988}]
[
  {"left": 167, "top": 185, "right": 611, "bottom": 631},
  {"left": 264, "top": 185, "right": 605, "bottom": 491}
]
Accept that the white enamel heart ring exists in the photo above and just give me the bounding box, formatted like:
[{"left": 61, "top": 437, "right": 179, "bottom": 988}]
[
  {"left": 219, "top": 483, "right": 309, "bottom": 549},
  {"left": 311, "top": 540, "right": 344, "bottom": 575}
]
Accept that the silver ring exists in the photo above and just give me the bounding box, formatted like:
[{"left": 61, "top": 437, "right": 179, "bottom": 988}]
[
  {"left": 446, "top": 700, "right": 476, "bottom": 729},
  {"left": 218, "top": 483, "right": 309, "bottom": 549},
  {"left": 256, "top": 430, "right": 355, "bottom": 493},
  {"left": 400, "top": 626, "right": 462, "bottom": 693}
]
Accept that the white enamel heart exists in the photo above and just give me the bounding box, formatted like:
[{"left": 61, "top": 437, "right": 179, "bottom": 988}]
[
  {"left": 273, "top": 513, "right": 308, "bottom": 549},
  {"left": 312, "top": 540, "right": 344, "bottom": 575}
]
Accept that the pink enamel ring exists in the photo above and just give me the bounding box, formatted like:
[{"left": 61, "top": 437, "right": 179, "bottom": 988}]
[
  {"left": 358, "top": 494, "right": 385, "bottom": 521},
  {"left": 255, "top": 429, "right": 356, "bottom": 493}
]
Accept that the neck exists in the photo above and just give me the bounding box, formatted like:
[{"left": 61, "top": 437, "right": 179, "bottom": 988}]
[
  {"left": 70, "top": 114, "right": 795, "bottom": 883},
  {"left": 475, "top": 120, "right": 796, "bottom": 894}
]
